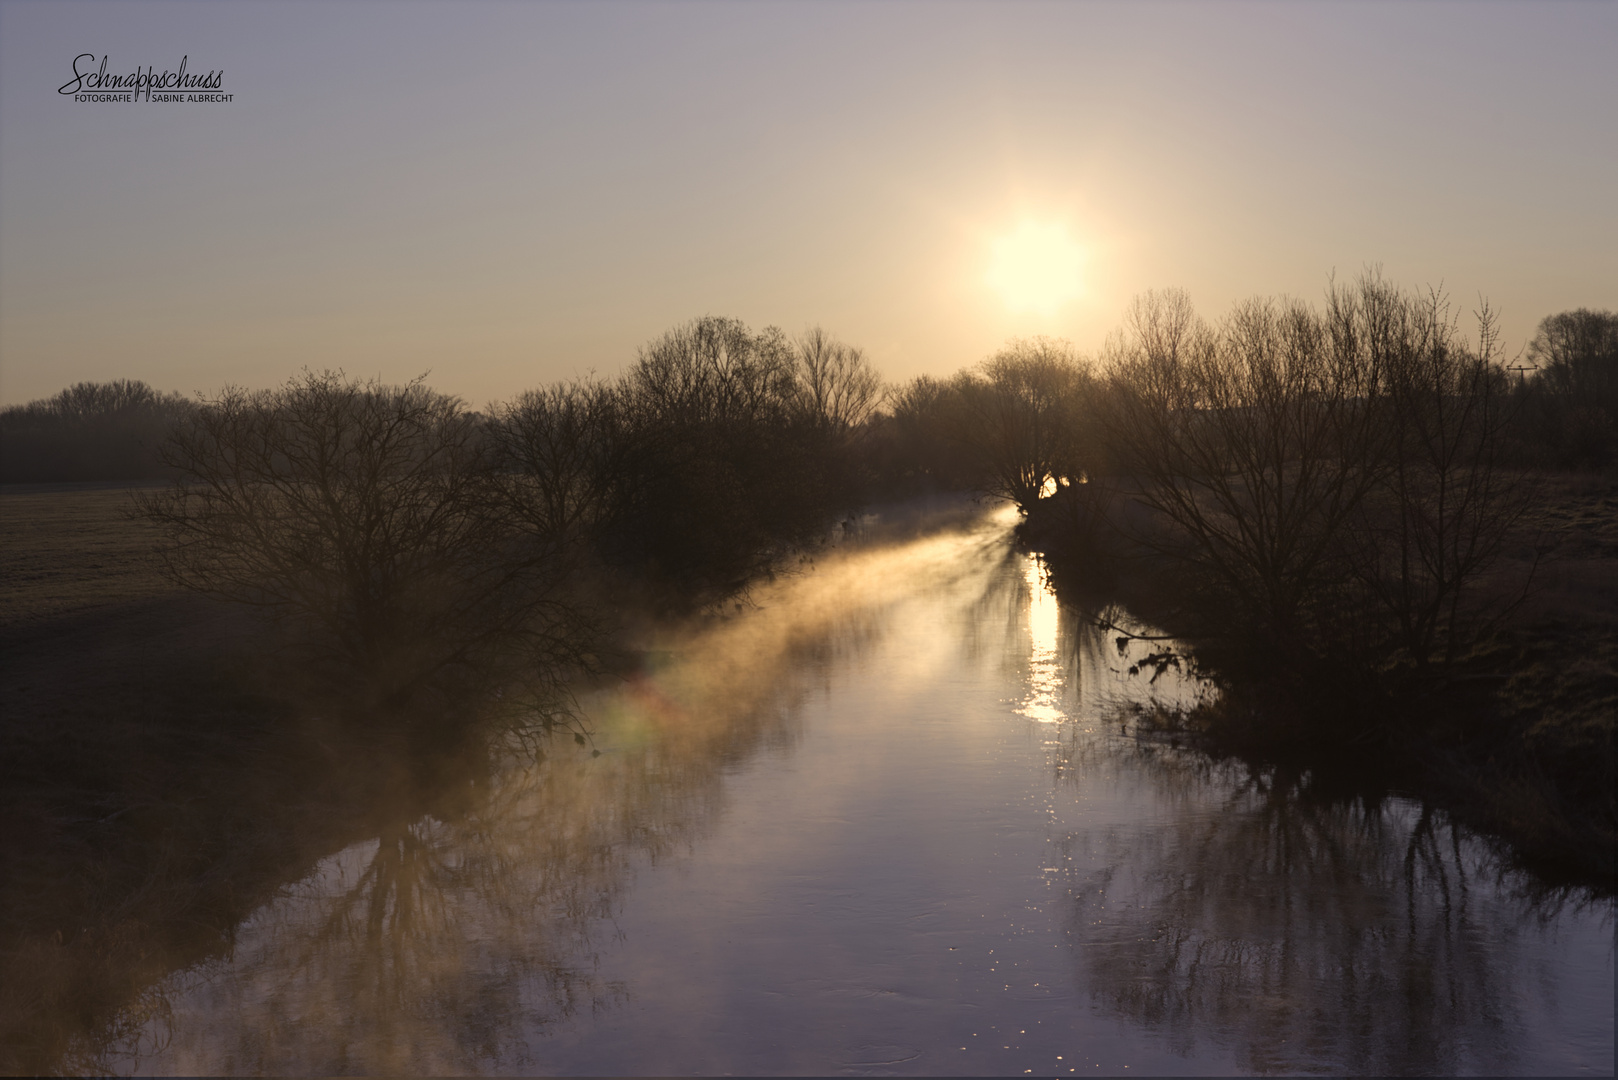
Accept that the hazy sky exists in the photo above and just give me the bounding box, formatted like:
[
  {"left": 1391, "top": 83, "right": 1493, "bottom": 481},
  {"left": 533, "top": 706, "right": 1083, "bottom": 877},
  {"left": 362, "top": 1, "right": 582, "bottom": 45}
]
[{"left": 1, "top": 0, "right": 1613, "bottom": 406}]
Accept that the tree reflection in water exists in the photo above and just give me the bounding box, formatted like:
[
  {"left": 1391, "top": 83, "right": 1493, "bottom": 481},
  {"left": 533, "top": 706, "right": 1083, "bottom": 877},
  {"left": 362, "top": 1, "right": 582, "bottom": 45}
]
[
  {"left": 110, "top": 661, "right": 827, "bottom": 1074},
  {"left": 1038, "top": 604, "right": 1610, "bottom": 1076},
  {"left": 101, "top": 504, "right": 1009, "bottom": 1075},
  {"left": 71, "top": 510, "right": 1608, "bottom": 1075}
]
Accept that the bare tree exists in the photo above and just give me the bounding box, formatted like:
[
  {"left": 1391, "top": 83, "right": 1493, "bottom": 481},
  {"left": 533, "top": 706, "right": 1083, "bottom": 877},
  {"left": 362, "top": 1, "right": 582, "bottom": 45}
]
[
  {"left": 139, "top": 371, "right": 593, "bottom": 712},
  {"left": 791, "top": 327, "right": 884, "bottom": 430},
  {"left": 1523, "top": 307, "right": 1618, "bottom": 465},
  {"left": 1103, "top": 289, "right": 1385, "bottom": 646},
  {"left": 1103, "top": 275, "right": 1532, "bottom": 692},
  {"left": 1345, "top": 284, "right": 1530, "bottom": 666},
  {"left": 950, "top": 337, "right": 1093, "bottom": 510},
  {"left": 527, "top": 316, "right": 872, "bottom": 605},
  {"left": 486, "top": 378, "right": 630, "bottom": 543},
  {"left": 1526, "top": 307, "right": 1618, "bottom": 403},
  {"left": 629, "top": 316, "right": 796, "bottom": 428},
  {"left": 865, "top": 374, "right": 985, "bottom": 495}
]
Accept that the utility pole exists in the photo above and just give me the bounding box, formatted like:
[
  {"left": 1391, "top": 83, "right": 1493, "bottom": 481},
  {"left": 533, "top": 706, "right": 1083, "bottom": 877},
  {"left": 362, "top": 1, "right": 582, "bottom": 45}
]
[{"left": 1506, "top": 362, "right": 1537, "bottom": 387}]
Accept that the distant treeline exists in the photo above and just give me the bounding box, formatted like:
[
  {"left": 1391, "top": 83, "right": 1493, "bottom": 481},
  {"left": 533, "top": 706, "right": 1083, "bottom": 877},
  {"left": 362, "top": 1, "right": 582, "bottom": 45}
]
[
  {"left": 878, "top": 297, "right": 1618, "bottom": 502},
  {"left": 8, "top": 300, "right": 1611, "bottom": 490},
  {"left": 0, "top": 380, "right": 194, "bottom": 482},
  {"left": 1513, "top": 306, "right": 1618, "bottom": 468}
]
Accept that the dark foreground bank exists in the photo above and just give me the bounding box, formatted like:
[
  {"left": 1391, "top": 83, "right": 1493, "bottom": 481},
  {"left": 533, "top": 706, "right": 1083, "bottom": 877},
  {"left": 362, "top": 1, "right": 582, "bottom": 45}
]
[{"left": 0, "top": 486, "right": 484, "bottom": 1072}]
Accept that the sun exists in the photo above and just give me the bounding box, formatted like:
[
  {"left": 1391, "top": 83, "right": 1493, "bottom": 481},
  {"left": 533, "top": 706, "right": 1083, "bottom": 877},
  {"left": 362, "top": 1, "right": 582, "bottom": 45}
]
[{"left": 984, "top": 220, "right": 1086, "bottom": 315}]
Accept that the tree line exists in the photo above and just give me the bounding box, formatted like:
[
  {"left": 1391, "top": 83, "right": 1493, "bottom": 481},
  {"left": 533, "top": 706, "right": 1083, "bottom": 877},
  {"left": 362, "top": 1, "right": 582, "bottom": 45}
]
[
  {"left": 0, "top": 379, "right": 193, "bottom": 482},
  {"left": 874, "top": 277, "right": 1614, "bottom": 738},
  {"left": 8, "top": 289, "right": 1612, "bottom": 737},
  {"left": 133, "top": 318, "right": 882, "bottom": 726}
]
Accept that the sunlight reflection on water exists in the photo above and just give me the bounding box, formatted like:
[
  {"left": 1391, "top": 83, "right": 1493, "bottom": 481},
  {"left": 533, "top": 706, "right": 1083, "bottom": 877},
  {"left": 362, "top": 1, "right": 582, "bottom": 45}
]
[{"left": 1016, "top": 554, "right": 1066, "bottom": 724}]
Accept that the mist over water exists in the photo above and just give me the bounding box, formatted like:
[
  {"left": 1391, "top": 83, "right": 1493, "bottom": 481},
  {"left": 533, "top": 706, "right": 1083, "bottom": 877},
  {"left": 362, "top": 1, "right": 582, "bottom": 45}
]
[{"left": 90, "top": 502, "right": 1610, "bottom": 1076}]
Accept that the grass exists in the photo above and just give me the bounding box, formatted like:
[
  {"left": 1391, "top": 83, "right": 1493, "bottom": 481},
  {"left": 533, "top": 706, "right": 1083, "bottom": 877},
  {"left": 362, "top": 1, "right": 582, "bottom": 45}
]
[
  {"left": 0, "top": 483, "right": 174, "bottom": 625},
  {"left": 1408, "top": 472, "right": 1617, "bottom": 886}
]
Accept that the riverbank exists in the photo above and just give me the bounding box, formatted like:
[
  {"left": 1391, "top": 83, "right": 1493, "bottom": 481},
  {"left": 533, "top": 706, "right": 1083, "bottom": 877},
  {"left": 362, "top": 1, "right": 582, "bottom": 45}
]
[
  {"left": 3, "top": 487, "right": 1612, "bottom": 1073},
  {"left": 10, "top": 495, "right": 1609, "bottom": 1075},
  {"left": 0, "top": 487, "right": 550, "bottom": 1072},
  {"left": 1023, "top": 469, "right": 1618, "bottom": 891},
  {"left": 0, "top": 486, "right": 974, "bottom": 1072}
]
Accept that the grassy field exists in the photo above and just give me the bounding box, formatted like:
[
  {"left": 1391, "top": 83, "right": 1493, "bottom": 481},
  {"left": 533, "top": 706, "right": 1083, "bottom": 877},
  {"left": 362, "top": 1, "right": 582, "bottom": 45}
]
[
  {"left": 1461, "top": 472, "right": 1618, "bottom": 885},
  {"left": 0, "top": 483, "right": 173, "bottom": 625},
  {"left": 1508, "top": 469, "right": 1618, "bottom": 619}
]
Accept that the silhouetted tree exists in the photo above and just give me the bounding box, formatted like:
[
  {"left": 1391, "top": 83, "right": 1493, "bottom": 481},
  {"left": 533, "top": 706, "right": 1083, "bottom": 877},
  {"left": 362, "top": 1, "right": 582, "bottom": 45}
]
[
  {"left": 487, "top": 378, "right": 630, "bottom": 546},
  {"left": 1099, "top": 275, "right": 1528, "bottom": 708},
  {"left": 628, "top": 316, "right": 796, "bottom": 428},
  {"left": 1344, "top": 282, "right": 1529, "bottom": 666},
  {"left": 1522, "top": 308, "right": 1618, "bottom": 466},
  {"left": 790, "top": 326, "right": 884, "bottom": 430},
  {"left": 492, "top": 318, "right": 874, "bottom": 610},
  {"left": 1528, "top": 308, "right": 1618, "bottom": 404},
  {"left": 949, "top": 337, "right": 1094, "bottom": 510},
  {"left": 139, "top": 371, "right": 594, "bottom": 714},
  {"left": 865, "top": 375, "right": 984, "bottom": 496},
  {"left": 1102, "top": 288, "right": 1386, "bottom": 659}
]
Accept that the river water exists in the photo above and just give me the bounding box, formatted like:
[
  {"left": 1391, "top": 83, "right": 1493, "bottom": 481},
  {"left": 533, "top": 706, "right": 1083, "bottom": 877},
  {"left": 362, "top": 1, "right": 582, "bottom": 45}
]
[{"left": 105, "top": 503, "right": 1611, "bottom": 1075}]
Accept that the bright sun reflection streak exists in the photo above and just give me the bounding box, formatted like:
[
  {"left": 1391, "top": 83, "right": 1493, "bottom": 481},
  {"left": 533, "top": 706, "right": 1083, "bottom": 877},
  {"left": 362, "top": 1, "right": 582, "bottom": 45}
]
[
  {"left": 984, "top": 221, "right": 1085, "bottom": 315},
  {"left": 586, "top": 501, "right": 1026, "bottom": 747},
  {"left": 1017, "top": 555, "right": 1066, "bottom": 724}
]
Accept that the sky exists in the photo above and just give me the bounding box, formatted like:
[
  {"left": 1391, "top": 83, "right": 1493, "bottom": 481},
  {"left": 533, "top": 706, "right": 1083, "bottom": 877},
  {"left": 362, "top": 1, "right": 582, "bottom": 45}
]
[{"left": 1, "top": 0, "right": 1614, "bottom": 407}]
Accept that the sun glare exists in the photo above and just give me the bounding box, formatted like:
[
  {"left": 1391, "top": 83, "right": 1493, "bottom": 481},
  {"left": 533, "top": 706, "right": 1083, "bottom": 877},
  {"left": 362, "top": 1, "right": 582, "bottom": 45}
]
[{"left": 984, "top": 221, "right": 1086, "bottom": 315}]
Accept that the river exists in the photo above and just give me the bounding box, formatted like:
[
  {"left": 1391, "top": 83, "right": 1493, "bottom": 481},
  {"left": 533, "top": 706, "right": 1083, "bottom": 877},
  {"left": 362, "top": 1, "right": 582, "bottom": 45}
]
[{"left": 95, "top": 502, "right": 1612, "bottom": 1075}]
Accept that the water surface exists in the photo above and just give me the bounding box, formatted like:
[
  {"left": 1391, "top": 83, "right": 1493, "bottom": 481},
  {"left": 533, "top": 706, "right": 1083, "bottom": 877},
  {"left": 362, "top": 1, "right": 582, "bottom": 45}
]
[{"left": 106, "top": 504, "right": 1613, "bottom": 1075}]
